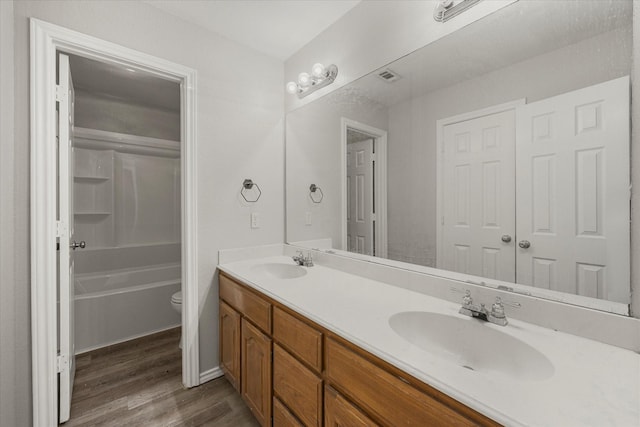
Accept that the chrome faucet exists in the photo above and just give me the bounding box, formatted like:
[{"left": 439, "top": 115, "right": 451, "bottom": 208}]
[
  {"left": 452, "top": 289, "right": 520, "bottom": 326},
  {"left": 292, "top": 250, "right": 314, "bottom": 267}
]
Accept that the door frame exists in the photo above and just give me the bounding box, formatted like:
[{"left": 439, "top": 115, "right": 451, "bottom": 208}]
[
  {"left": 340, "top": 118, "right": 388, "bottom": 258},
  {"left": 30, "top": 19, "right": 199, "bottom": 426},
  {"left": 435, "top": 99, "right": 525, "bottom": 269}
]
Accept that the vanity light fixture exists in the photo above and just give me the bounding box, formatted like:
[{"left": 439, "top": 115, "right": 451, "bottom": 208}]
[
  {"left": 286, "top": 63, "right": 338, "bottom": 98},
  {"left": 434, "top": 0, "right": 482, "bottom": 22}
]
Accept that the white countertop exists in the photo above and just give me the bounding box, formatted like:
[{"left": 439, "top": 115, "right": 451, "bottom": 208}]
[{"left": 218, "top": 255, "right": 640, "bottom": 427}]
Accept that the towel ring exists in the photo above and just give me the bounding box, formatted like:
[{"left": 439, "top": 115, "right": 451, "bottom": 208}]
[
  {"left": 241, "top": 179, "right": 262, "bottom": 203},
  {"left": 309, "top": 184, "right": 323, "bottom": 203}
]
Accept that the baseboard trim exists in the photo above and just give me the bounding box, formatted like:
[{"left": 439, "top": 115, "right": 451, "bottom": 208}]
[
  {"left": 200, "top": 366, "right": 224, "bottom": 383},
  {"left": 75, "top": 324, "right": 181, "bottom": 355}
]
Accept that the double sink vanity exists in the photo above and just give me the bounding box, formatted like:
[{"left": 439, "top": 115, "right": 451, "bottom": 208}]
[
  {"left": 217, "top": 245, "right": 640, "bottom": 427},
  {"left": 218, "top": 2, "right": 640, "bottom": 425}
]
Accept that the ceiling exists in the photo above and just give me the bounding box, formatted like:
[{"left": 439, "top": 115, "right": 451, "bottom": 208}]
[{"left": 144, "top": 0, "right": 361, "bottom": 61}]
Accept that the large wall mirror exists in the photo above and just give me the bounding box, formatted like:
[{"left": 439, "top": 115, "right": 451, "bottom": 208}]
[{"left": 285, "top": 0, "right": 632, "bottom": 314}]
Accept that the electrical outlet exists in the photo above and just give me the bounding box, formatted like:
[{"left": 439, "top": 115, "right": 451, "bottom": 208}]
[
  {"left": 305, "top": 212, "right": 312, "bottom": 225},
  {"left": 251, "top": 212, "right": 260, "bottom": 229}
]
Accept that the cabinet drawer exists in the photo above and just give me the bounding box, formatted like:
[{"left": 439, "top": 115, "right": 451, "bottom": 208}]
[
  {"left": 274, "top": 397, "right": 304, "bottom": 427},
  {"left": 274, "top": 344, "right": 323, "bottom": 427},
  {"left": 325, "top": 338, "right": 478, "bottom": 427},
  {"left": 220, "top": 273, "right": 271, "bottom": 333},
  {"left": 273, "top": 306, "right": 323, "bottom": 372},
  {"left": 325, "top": 386, "right": 378, "bottom": 427}
]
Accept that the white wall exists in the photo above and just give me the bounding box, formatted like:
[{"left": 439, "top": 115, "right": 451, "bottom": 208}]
[
  {"left": 386, "top": 27, "right": 631, "bottom": 268},
  {"left": 6, "top": 2, "right": 285, "bottom": 424},
  {"left": 632, "top": 5, "right": 640, "bottom": 317},
  {"left": 284, "top": 0, "right": 516, "bottom": 112},
  {"left": 0, "top": 2, "right": 29, "bottom": 427},
  {"left": 286, "top": 96, "right": 388, "bottom": 246}
]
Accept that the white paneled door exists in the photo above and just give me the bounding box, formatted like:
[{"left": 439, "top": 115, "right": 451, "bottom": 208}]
[
  {"left": 57, "top": 53, "right": 76, "bottom": 424},
  {"left": 439, "top": 77, "right": 629, "bottom": 302},
  {"left": 441, "top": 109, "right": 517, "bottom": 281},
  {"left": 515, "top": 77, "right": 629, "bottom": 302},
  {"left": 347, "top": 139, "right": 374, "bottom": 255}
]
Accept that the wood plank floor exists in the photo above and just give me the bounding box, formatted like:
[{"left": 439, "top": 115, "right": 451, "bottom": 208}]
[{"left": 64, "top": 328, "right": 258, "bottom": 426}]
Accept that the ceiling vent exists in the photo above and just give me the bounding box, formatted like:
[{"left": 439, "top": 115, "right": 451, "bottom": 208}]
[{"left": 376, "top": 68, "right": 401, "bottom": 83}]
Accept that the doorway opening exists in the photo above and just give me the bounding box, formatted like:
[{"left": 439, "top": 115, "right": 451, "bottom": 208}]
[
  {"left": 57, "top": 52, "right": 183, "bottom": 423},
  {"left": 341, "top": 118, "right": 388, "bottom": 258},
  {"left": 31, "top": 19, "right": 199, "bottom": 426}
]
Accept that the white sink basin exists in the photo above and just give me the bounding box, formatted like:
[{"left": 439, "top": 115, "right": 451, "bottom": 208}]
[
  {"left": 389, "top": 311, "right": 554, "bottom": 381},
  {"left": 251, "top": 262, "right": 307, "bottom": 279}
]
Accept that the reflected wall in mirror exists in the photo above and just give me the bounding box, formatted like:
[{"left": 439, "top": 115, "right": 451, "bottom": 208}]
[{"left": 286, "top": 0, "right": 633, "bottom": 311}]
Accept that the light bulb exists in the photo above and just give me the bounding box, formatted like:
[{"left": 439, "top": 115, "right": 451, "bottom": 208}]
[
  {"left": 311, "top": 63, "right": 325, "bottom": 78},
  {"left": 298, "top": 72, "right": 311, "bottom": 87},
  {"left": 286, "top": 81, "right": 298, "bottom": 94}
]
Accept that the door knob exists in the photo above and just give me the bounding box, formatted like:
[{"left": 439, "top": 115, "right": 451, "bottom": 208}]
[
  {"left": 70, "top": 240, "right": 86, "bottom": 250},
  {"left": 501, "top": 235, "right": 512, "bottom": 243},
  {"left": 518, "top": 240, "right": 531, "bottom": 249}
]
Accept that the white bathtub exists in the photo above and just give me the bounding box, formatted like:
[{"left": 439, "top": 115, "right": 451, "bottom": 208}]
[{"left": 74, "top": 261, "right": 181, "bottom": 354}]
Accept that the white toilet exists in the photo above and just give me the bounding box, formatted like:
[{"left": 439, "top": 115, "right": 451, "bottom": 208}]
[{"left": 170, "top": 291, "right": 183, "bottom": 348}]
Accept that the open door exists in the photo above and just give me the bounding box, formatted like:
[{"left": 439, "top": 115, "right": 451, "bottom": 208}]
[{"left": 57, "top": 52, "right": 78, "bottom": 424}]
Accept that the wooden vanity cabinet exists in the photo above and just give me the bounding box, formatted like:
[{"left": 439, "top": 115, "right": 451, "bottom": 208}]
[
  {"left": 219, "top": 301, "right": 241, "bottom": 390},
  {"left": 241, "top": 318, "right": 272, "bottom": 426},
  {"left": 218, "top": 271, "right": 499, "bottom": 427},
  {"left": 219, "top": 273, "right": 272, "bottom": 427},
  {"left": 273, "top": 397, "right": 304, "bottom": 427},
  {"left": 325, "top": 386, "right": 377, "bottom": 427},
  {"left": 273, "top": 344, "right": 322, "bottom": 426}
]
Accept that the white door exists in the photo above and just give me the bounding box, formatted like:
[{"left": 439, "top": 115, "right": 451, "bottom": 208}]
[
  {"left": 515, "top": 76, "right": 630, "bottom": 302},
  {"left": 57, "top": 53, "right": 77, "bottom": 423},
  {"left": 441, "top": 109, "right": 516, "bottom": 281},
  {"left": 347, "top": 139, "right": 374, "bottom": 255}
]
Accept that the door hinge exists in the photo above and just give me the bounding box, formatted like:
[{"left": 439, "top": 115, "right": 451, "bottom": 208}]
[
  {"left": 57, "top": 354, "right": 68, "bottom": 373},
  {"left": 55, "top": 85, "right": 66, "bottom": 102},
  {"left": 371, "top": 213, "right": 377, "bottom": 221},
  {"left": 56, "top": 221, "right": 67, "bottom": 237},
  {"left": 370, "top": 153, "right": 377, "bottom": 162}
]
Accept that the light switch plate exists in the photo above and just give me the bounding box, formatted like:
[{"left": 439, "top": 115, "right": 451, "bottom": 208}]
[
  {"left": 251, "top": 212, "right": 260, "bottom": 229},
  {"left": 305, "top": 212, "right": 312, "bottom": 226}
]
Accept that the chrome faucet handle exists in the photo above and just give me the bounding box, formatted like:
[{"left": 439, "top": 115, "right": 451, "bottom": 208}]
[
  {"left": 451, "top": 288, "right": 472, "bottom": 306},
  {"left": 292, "top": 250, "right": 305, "bottom": 265},
  {"left": 491, "top": 297, "right": 521, "bottom": 318},
  {"left": 299, "top": 251, "right": 314, "bottom": 267}
]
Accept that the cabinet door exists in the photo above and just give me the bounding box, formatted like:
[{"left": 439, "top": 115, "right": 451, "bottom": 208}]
[
  {"left": 219, "top": 301, "right": 241, "bottom": 391},
  {"left": 325, "top": 386, "right": 378, "bottom": 427},
  {"left": 242, "top": 318, "right": 272, "bottom": 427}
]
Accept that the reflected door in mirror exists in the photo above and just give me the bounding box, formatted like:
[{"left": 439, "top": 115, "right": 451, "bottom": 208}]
[
  {"left": 440, "top": 107, "right": 517, "bottom": 282},
  {"left": 347, "top": 139, "right": 374, "bottom": 255},
  {"left": 515, "top": 77, "right": 630, "bottom": 302}
]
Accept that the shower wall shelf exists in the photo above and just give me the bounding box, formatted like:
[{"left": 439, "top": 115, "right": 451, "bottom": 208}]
[
  {"left": 72, "top": 127, "right": 180, "bottom": 249},
  {"left": 74, "top": 212, "right": 111, "bottom": 216},
  {"left": 74, "top": 175, "right": 110, "bottom": 181}
]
